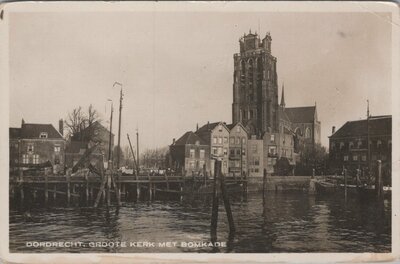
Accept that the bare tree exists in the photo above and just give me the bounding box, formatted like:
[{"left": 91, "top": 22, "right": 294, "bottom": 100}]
[{"left": 65, "top": 104, "right": 101, "bottom": 141}]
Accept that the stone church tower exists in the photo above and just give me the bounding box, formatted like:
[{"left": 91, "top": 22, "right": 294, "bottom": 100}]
[{"left": 232, "top": 30, "right": 279, "bottom": 137}]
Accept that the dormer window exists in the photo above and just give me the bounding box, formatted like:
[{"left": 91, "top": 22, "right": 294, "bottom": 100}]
[
  {"left": 236, "top": 126, "right": 241, "bottom": 133},
  {"left": 40, "top": 132, "right": 48, "bottom": 139},
  {"left": 218, "top": 125, "right": 223, "bottom": 132}
]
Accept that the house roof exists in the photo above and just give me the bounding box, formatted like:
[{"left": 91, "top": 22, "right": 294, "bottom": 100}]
[
  {"left": 196, "top": 122, "right": 229, "bottom": 134},
  {"left": 330, "top": 115, "right": 391, "bottom": 138},
  {"left": 279, "top": 107, "right": 291, "bottom": 122},
  {"left": 9, "top": 128, "right": 21, "bottom": 139},
  {"left": 80, "top": 121, "right": 114, "bottom": 135},
  {"left": 285, "top": 106, "right": 316, "bottom": 123},
  {"left": 226, "top": 122, "right": 249, "bottom": 134},
  {"left": 173, "top": 131, "right": 206, "bottom": 146},
  {"left": 11, "top": 123, "right": 63, "bottom": 139}
]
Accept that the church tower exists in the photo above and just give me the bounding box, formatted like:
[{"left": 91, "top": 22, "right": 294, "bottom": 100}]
[{"left": 232, "top": 30, "right": 279, "bottom": 137}]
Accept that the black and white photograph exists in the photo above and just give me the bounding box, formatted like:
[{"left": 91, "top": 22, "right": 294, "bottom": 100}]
[{"left": 1, "top": 1, "right": 399, "bottom": 263}]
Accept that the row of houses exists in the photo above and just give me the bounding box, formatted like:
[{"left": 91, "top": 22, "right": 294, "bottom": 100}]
[
  {"left": 9, "top": 119, "right": 113, "bottom": 175},
  {"left": 169, "top": 121, "right": 298, "bottom": 177}
]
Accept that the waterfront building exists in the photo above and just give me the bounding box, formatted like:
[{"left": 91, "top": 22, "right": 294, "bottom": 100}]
[
  {"left": 169, "top": 131, "right": 210, "bottom": 176},
  {"left": 226, "top": 122, "right": 248, "bottom": 177},
  {"left": 9, "top": 119, "right": 65, "bottom": 174},
  {"left": 196, "top": 122, "right": 230, "bottom": 176},
  {"left": 247, "top": 136, "right": 264, "bottom": 177},
  {"left": 328, "top": 115, "right": 391, "bottom": 180}
]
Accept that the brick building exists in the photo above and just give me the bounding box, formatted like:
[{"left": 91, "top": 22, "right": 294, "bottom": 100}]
[
  {"left": 169, "top": 131, "right": 210, "bottom": 176},
  {"left": 9, "top": 119, "right": 65, "bottom": 174},
  {"left": 329, "top": 115, "right": 391, "bottom": 179}
]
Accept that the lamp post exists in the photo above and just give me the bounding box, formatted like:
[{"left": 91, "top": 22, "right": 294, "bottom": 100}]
[{"left": 107, "top": 99, "right": 113, "bottom": 170}]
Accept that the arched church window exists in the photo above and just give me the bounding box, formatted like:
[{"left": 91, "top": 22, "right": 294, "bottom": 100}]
[{"left": 305, "top": 128, "right": 311, "bottom": 138}]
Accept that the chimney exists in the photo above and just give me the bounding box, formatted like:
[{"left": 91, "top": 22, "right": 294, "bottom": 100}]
[
  {"left": 207, "top": 121, "right": 209, "bottom": 130},
  {"left": 332, "top": 126, "right": 336, "bottom": 134},
  {"left": 172, "top": 138, "right": 175, "bottom": 145},
  {"left": 196, "top": 123, "right": 199, "bottom": 131},
  {"left": 21, "top": 118, "right": 25, "bottom": 126},
  {"left": 59, "top": 119, "right": 64, "bottom": 136}
]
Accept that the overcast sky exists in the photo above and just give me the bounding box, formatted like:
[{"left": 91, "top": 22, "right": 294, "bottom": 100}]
[{"left": 9, "top": 9, "right": 392, "bottom": 150}]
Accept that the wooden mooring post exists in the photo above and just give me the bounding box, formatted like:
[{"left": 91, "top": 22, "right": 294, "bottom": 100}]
[
  {"left": 148, "top": 172, "right": 152, "bottom": 200},
  {"left": 44, "top": 174, "right": 49, "bottom": 204},
  {"left": 263, "top": 169, "right": 267, "bottom": 195},
  {"left": 344, "top": 168, "right": 347, "bottom": 200},
  {"left": 66, "top": 170, "right": 71, "bottom": 205},
  {"left": 210, "top": 159, "right": 235, "bottom": 242},
  {"left": 376, "top": 160, "right": 383, "bottom": 199}
]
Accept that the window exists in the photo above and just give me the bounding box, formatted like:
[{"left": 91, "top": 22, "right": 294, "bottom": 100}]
[
  {"left": 236, "top": 149, "right": 241, "bottom": 155},
  {"left": 195, "top": 140, "right": 200, "bottom": 146},
  {"left": 22, "top": 154, "right": 29, "bottom": 164},
  {"left": 230, "top": 149, "right": 235, "bottom": 156},
  {"left": 236, "top": 137, "right": 240, "bottom": 144},
  {"left": 254, "top": 157, "right": 260, "bottom": 166},
  {"left": 353, "top": 155, "right": 358, "bottom": 161},
  {"left": 340, "top": 142, "right": 344, "bottom": 150},
  {"left": 236, "top": 126, "right": 240, "bottom": 133},
  {"left": 223, "top": 148, "right": 228, "bottom": 156},
  {"left": 39, "top": 132, "right": 48, "bottom": 139},
  {"left": 189, "top": 161, "right": 195, "bottom": 169},
  {"left": 344, "top": 155, "right": 349, "bottom": 161},
  {"left": 268, "top": 146, "right": 277, "bottom": 156},
  {"left": 305, "top": 128, "right": 311, "bottom": 138},
  {"left": 224, "top": 137, "right": 228, "bottom": 144},
  {"left": 252, "top": 145, "right": 257, "bottom": 154},
  {"left": 212, "top": 147, "right": 218, "bottom": 155},
  {"left": 199, "top": 160, "right": 205, "bottom": 168},
  {"left": 213, "top": 137, "right": 217, "bottom": 144},
  {"left": 200, "top": 149, "right": 205, "bottom": 159},
  {"left": 27, "top": 144, "right": 34, "bottom": 153},
  {"left": 255, "top": 168, "right": 259, "bottom": 173},
  {"left": 249, "top": 110, "right": 254, "bottom": 119},
  {"left": 54, "top": 146, "right": 61, "bottom": 152},
  {"left": 349, "top": 142, "right": 354, "bottom": 149},
  {"left": 357, "top": 140, "right": 362, "bottom": 148},
  {"left": 362, "top": 155, "right": 367, "bottom": 161},
  {"left": 331, "top": 142, "right": 335, "bottom": 150},
  {"left": 33, "top": 154, "right": 39, "bottom": 164},
  {"left": 54, "top": 155, "right": 60, "bottom": 165},
  {"left": 189, "top": 149, "right": 195, "bottom": 158},
  {"left": 223, "top": 161, "right": 227, "bottom": 168},
  {"left": 377, "top": 140, "right": 382, "bottom": 148},
  {"left": 271, "top": 134, "right": 275, "bottom": 142},
  {"left": 230, "top": 137, "right": 235, "bottom": 144},
  {"left": 218, "top": 137, "right": 223, "bottom": 144},
  {"left": 242, "top": 137, "right": 246, "bottom": 144},
  {"left": 218, "top": 125, "right": 223, "bottom": 132}
]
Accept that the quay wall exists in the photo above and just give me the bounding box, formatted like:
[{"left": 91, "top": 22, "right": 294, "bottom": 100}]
[{"left": 247, "top": 176, "right": 326, "bottom": 192}]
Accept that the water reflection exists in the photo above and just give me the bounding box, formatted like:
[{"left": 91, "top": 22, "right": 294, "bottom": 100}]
[{"left": 10, "top": 191, "right": 391, "bottom": 253}]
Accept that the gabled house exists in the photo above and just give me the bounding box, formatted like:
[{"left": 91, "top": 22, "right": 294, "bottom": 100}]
[
  {"left": 226, "top": 122, "right": 248, "bottom": 177},
  {"left": 169, "top": 131, "right": 210, "bottom": 176},
  {"left": 9, "top": 119, "right": 65, "bottom": 174},
  {"left": 196, "top": 122, "right": 230, "bottom": 176}
]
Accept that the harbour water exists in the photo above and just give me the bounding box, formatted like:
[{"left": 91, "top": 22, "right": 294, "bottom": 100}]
[{"left": 9, "top": 191, "right": 391, "bottom": 253}]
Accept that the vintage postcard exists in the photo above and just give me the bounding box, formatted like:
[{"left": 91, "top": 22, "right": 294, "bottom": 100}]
[{"left": 0, "top": 1, "right": 399, "bottom": 263}]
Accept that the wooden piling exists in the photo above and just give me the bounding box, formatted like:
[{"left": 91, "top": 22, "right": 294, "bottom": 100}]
[
  {"left": 344, "top": 168, "right": 347, "bottom": 200},
  {"left": 263, "top": 169, "right": 267, "bottom": 195},
  {"left": 85, "top": 171, "right": 89, "bottom": 204},
  {"left": 107, "top": 171, "right": 111, "bottom": 206},
  {"left": 148, "top": 173, "right": 152, "bottom": 200},
  {"left": 376, "top": 160, "right": 383, "bottom": 199},
  {"left": 53, "top": 185, "right": 57, "bottom": 201},
  {"left": 94, "top": 175, "right": 107, "bottom": 208},
  {"left": 219, "top": 166, "right": 235, "bottom": 234},
  {"left": 165, "top": 174, "right": 170, "bottom": 190},
  {"left": 44, "top": 174, "right": 48, "bottom": 204},
  {"left": 66, "top": 170, "right": 71, "bottom": 205},
  {"left": 210, "top": 160, "right": 220, "bottom": 242}
]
